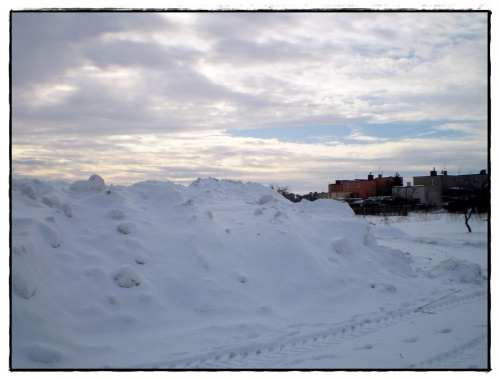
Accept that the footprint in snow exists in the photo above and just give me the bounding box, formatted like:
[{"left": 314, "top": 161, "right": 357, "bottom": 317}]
[
  {"left": 238, "top": 275, "right": 247, "bottom": 283},
  {"left": 117, "top": 222, "right": 136, "bottom": 234},
  {"left": 437, "top": 327, "right": 452, "bottom": 334},
  {"left": 108, "top": 209, "right": 124, "bottom": 220},
  {"left": 254, "top": 208, "right": 263, "bottom": 215},
  {"left": 331, "top": 237, "right": 351, "bottom": 255},
  {"left": 24, "top": 343, "right": 63, "bottom": 364},
  {"left": 327, "top": 256, "right": 339, "bottom": 264},
  {"left": 112, "top": 265, "right": 142, "bottom": 288}
]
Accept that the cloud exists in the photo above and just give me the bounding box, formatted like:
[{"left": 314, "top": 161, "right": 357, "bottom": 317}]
[
  {"left": 11, "top": 11, "right": 489, "bottom": 192},
  {"left": 11, "top": 126, "right": 488, "bottom": 194},
  {"left": 12, "top": 13, "right": 170, "bottom": 85}
]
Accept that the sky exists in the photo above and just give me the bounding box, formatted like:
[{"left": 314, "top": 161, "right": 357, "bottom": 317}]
[{"left": 10, "top": 7, "right": 490, "bottom": 194}]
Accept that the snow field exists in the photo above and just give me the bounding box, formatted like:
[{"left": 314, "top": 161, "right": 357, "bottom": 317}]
[{"left": 11, "top": 175, "right": 488, "bottom": 369}]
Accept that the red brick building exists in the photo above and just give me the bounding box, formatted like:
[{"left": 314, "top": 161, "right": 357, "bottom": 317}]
[{"left": 328, "top": 173, "right": 400, "bottom": 199}]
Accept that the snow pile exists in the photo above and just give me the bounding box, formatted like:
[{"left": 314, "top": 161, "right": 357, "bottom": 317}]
[
  {"left": 11, "top": 175, "right": 488, "bottom": 369},
  {"left": 429, "top": 258, "right": 486, "bottom": 285},
  {"left": 68, "top": 174, "right": 107, "bottom": 193}
]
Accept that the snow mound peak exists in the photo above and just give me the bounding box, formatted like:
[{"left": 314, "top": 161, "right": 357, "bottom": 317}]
[{"left": 69, "top": 174, "right": 106, "bottom": 193}]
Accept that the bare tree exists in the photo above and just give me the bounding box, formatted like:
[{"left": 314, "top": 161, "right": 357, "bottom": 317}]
[{"left": 443, "top": 178, "right": 489, "bottom": 233}]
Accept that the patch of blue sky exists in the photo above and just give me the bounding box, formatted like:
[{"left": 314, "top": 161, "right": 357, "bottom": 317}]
[
  {"left": 225, "top": 124, "right": 351, "bottom": 143},
  {"left": 225, "top": 121, "right": 468, "bottom": 144},
  {"left": 351, "top": 122, "right": 467, "bottom": 141}
]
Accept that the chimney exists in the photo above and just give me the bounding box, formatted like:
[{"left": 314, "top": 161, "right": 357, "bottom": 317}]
[
  {"left": 368, "top": 172, "right": 374, "bottom": 180},
  {"left": 480, "top": 169, "right": 487, "bottom": 175},
  {"left": 430, "top": 167, "right": 437, "bottom": 176},
  {"left": 443, "top": 171, "right": 448, "bottom": 176},
  {"left": 378, "top": 174, "right": 382, "bottom": 179}
]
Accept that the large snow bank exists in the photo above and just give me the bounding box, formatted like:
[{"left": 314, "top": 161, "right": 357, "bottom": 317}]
[{"left": 10, "top": 176, "right": 487, "bottom": 369}]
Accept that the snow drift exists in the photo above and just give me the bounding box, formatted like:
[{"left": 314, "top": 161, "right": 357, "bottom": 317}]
[{"left": 11, "top": 175, "right": 487, "bottom": 369}]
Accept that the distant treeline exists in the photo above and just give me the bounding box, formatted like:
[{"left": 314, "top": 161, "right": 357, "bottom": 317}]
[{"left": 270, "top": 185, "right": 319, "bottom": 203}]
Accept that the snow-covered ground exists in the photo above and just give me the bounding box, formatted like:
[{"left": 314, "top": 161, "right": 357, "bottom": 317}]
[{"left": 10, "top": 175, "right": 489, "bottom": 370}]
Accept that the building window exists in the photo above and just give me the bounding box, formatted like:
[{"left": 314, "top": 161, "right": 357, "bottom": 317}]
[
  {"left": 430, "top": 179, "right": 435, "bottom": 185},
  {"left": 413, "top": 187, "right": 418, "bottom": 193},
  {"left": 346, "top": 183, "right": 350, "bottom": 189},
  {"left": 356, "top": 182, "right": 360, "bottom": 189},
  {"left": 397, "top": 188, "right": 401, "bottom": 193},
  {"left": 474, "top": 176, "right": 479, "bottom": 184}
]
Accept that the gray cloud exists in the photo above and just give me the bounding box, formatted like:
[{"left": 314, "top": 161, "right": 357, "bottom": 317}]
[
  {"left": 12, "top": 12, "right": 488, "bottom": 134},
  {"left": 12, "top": 12, "right": 171, "bottom": 85},
  {"left": 210, "top": 36, "right": 313, "bottom": 64},
  {"left": 82, "top": 40, "right": 182, "bottom": 70},
  {"left": 192, "top": 12, "right": 300, "bottom": 41},
  {"left": 11, "top": 11, "right": 489, "bottom": 191}
]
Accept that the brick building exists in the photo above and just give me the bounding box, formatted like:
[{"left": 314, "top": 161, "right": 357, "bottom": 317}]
[{"left": 328, "top": 173, "right": 400, "bottom": 199}]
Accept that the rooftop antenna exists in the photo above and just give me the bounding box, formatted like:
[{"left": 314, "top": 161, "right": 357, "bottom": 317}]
[{"left": 441, "top": 162, "right": 447, "bottom": 175}]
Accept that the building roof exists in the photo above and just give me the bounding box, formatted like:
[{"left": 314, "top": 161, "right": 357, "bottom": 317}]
[{"left": 392, "top": 184, "right": 424, "bottom": 188}]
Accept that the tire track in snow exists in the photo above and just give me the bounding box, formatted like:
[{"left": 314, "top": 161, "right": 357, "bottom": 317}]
[
  {"left": 130, "top": 290, "right": 486, "bottom": 369},
  {"left": 409, "top": 333, "right": 488, "bottom": 369}
]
